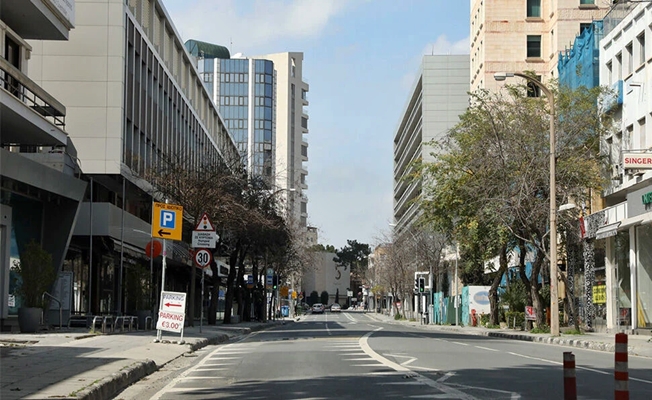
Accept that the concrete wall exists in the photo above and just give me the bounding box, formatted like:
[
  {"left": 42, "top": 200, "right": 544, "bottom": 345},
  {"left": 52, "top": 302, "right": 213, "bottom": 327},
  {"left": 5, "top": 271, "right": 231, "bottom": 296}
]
[{"left": 302, "top": 252, "right": 350, "bottom": 305}]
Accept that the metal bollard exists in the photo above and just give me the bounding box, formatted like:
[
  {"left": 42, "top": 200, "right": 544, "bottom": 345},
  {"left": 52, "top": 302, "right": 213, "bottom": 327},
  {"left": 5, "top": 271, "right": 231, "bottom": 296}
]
[
  {"left": 563, "top": 352, "right": 577, "bottom": 400},
  {"left": 615, "top": 333, "right": 629, "bottom": 400}
]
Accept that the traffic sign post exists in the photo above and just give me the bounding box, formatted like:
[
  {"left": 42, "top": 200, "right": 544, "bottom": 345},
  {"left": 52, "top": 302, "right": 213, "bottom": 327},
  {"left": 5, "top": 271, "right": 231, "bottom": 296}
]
[
  {"left": 194, "top": 249, "right": 212, "bottom": 268},
  {"left": 152, "top": 202, "right": 183, "bottom": 241}
]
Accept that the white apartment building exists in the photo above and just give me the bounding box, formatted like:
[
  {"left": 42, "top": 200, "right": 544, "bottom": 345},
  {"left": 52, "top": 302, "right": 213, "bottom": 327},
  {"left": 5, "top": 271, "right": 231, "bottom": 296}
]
[
  {"left": 27, "top": 0, "right": 239, "bottom": 316},
  {"left": 470, "top": 0, "right": 610, "bottom": 92},
  {"left": 597, "top": 1, "right": 652, "bottom": 331},
  {"left": 393, "top": 55, "right": 470, "bottom": 234},
  {"left": 257, "top": 52, "right": 310, "bottom": 228}
]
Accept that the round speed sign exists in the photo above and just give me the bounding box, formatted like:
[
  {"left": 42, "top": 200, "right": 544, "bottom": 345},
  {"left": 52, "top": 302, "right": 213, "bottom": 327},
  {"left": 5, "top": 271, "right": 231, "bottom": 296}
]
[{"left": 194, "top": 249, "right": 213, "bottom": 268}]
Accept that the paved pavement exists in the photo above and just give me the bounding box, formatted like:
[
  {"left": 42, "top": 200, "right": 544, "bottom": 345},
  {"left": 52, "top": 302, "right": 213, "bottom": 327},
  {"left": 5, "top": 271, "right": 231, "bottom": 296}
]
[
  {"left": 1, "top": 312, "right": 651, "bottom": 400},
  {"left": 0, "top": 320, "right": 283, "bottom": 400},
  {"left": 362, "top": 310, "right": 652, "bottom": 358}
]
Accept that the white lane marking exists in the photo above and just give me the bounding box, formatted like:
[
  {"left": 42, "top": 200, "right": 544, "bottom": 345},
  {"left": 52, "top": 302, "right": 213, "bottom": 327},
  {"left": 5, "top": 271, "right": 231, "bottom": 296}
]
[
  {"left": 474, "top": 346, "right": 499, "bottom": 352},
  {"left": 359, "top": 328, "right": 478, "bottom": 400},
  {"left": 344, "top": 313, "right": 356, "bottom": 322},
  {"left": 179, "top": 376, "right": 222, "bottom": 380},
  {"left": 340, "top": 352, "right": 367, "bottom": 356},
  {"left": 151, "top": 340, "right": 249, "bottom": 400},
  {"left": 437, "top": 372, "right": 455, "bottom": 383},
  {"left": 366, "top": 371, "right": 404, "bottom": 376},
  {"left": 505, "top": 351, "right": 652, "bottom": 385},
  {"left": 451, "top": 341, "right": 469, "bottom": 346},
  {"left": 193, "top": 368, "right": 227, "bottom": 371},
  {"left": 352, "top": 363, "right": 387, "bottom": 367},
  {"left": 343, "top": 358, "right": 375, "bottom": 361},
  {"left": 401, "top": 358, "right": 417, "bottom": 366}
]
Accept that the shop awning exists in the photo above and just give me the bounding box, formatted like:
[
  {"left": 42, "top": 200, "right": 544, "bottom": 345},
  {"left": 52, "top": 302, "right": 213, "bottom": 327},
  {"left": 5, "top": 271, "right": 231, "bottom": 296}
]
[
  {"left": 619, "top": 216, "right": 645, "bottom": 230},
  {"left": 595, "top": 222, "right": 621, "bottom": 239}
]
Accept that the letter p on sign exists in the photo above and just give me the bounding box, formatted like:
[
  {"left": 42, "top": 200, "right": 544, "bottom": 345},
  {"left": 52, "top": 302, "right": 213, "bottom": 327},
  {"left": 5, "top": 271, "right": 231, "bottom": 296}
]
[{"left": 161, "top": 210, "right": 175, "bottom": 228}]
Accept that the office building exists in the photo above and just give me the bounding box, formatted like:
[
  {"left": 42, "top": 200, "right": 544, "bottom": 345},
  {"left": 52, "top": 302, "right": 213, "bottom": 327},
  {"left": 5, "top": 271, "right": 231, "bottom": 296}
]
[
  {"left": 1, "top": 0, "right": 86, "bottom": 330},
  {"left": 187, "top": 45, "right": 310, "bottom": 227},
  {"left": 28, "top": 0, "right": 239, "bottom": 316},
  {"left": 393, "top": 55, "right": 470, "bottom": 234}
]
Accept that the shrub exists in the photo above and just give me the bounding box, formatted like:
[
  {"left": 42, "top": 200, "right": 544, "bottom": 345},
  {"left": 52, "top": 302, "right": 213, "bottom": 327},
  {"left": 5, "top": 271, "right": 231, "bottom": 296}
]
[
  {"left": 479, "top": 313, "right": 490, "bottom": 326},
  {"left": 531, "top": 324, "right": 550, "bottom": 334},
  {"left": 15, "top": 240, "right": 56, "bottom": 309},
  {"left": 394, "top": 313, "right": 403, "bottom": 320},
  {"left": 320, "top": 291, "right": 329, "bottom": 305},
  {"left": 505, "top": 311, "right": 525, "bottom": 329}
]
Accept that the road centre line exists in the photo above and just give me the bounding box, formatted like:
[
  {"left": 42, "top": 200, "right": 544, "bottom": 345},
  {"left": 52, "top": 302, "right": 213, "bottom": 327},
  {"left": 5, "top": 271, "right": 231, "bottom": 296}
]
[{"left": 451, "top": 341, "right": 469, "bottom": 346}]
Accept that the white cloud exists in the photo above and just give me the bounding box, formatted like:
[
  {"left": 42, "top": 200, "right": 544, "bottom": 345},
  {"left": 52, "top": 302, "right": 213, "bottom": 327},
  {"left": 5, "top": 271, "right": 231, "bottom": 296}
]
[
  {"left": 422, "top": 35, "right": 470, "bottom": 56},
  {"left": 162, "top": 0, "right": 351, "bottom": 52}
]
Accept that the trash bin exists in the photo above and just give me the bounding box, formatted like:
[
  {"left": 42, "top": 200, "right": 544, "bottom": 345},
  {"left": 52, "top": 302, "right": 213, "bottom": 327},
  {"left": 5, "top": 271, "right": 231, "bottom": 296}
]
[{"left": 281, "top": 305, "right": 289, "bottom": 317}]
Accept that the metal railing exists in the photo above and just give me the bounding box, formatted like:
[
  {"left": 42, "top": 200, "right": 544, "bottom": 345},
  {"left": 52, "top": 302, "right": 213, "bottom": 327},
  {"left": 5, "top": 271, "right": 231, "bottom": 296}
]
[
  {"left": 42, "top": 292, "right": 62, "bottom": 330},
  {"left": 0, "top": 57, "right": 66, "bottom": 130}
]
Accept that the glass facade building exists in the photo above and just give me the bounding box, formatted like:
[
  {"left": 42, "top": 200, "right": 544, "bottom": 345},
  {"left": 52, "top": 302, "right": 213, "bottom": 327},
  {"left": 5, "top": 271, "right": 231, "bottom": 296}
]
[{"left": 196, "top": 53, "right": 276, "bottom": 182}]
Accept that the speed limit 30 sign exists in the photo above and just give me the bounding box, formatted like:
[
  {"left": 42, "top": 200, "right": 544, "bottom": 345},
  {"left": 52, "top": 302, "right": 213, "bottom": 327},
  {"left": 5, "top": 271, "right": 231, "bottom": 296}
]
[{"left": 194, "top": 248, "right": 213, "bottom": 268}]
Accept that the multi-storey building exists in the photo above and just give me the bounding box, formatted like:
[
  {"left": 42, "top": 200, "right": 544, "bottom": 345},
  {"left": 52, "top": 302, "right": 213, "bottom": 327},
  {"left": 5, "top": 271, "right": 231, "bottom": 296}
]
[
  {"left": 187, "top": 45, "right": 310, "bottom": 227},
  {"left": 1, "top": 0, "right": 86, "bottom": 329},
  {"left": 255, "top": 52, "right": 310, "bottom": 228},
  {"left": 471, "top": 0, "right": 610, "bottom": 93},
  {"left": 28, "top": 0, "right": 239, "bottom": 316},
  {"left": 186, "top": 40, "right": 276, "bottom": 185},
  {"left": 597, "top": 1, "right": 652, "bottom": 331},
  {"left": 393, "top": 55, "right": 470, "bottom": 234}
]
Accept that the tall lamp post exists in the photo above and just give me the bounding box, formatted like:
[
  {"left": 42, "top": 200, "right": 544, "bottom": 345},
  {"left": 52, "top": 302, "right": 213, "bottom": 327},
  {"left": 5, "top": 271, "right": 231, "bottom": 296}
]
[{"left": 494, "top": 72, "right": 559, "bottom": 336}]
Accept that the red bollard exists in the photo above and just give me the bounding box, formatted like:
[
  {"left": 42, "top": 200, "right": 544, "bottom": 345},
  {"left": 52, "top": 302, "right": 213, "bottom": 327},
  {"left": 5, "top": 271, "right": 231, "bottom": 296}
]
[
  {"left": 615, "top": 333, "right": 629, "bottom": 400},
  {"left": 563, "top": 352, "right": 577, "bottom": 400}
]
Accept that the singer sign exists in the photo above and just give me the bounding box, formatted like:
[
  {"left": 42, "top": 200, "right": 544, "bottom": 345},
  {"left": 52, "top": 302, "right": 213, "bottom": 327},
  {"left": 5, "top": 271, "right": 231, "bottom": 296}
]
[{"left": 623, "top": 153, "right": 652, "bottom": 169}]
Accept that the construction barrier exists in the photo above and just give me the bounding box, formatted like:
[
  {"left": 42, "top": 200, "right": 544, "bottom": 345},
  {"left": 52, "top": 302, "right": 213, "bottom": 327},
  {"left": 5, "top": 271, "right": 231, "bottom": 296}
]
[
  {"left": 563, "top": 352, "right": 577, "bottom": 400},
  {"left": 614, "top": 333, "right": 629, "bottom": 400}
]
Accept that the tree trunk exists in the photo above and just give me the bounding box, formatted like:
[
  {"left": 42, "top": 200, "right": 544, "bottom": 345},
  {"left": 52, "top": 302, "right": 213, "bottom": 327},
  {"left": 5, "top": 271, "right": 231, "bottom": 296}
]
[
  {"left": 517, "top": 239, "right": 533, "bottom": 330},
  {"left": 236, "top": 257, "right": 246, "bottom": 321},
  {"left": 208, "top": 259, "right": 219, "bottom": 325},
  {"left": 222, "top": 244, "right": 240, "bottom": 324},
  {"left": 189, "top": 264, "right": 196, "bottom": 327},
  {"left": 489, "top": 244, "right": 508, "bottom": 326},
  {"left": 530, "top": 252, "right": 546, "bottom": 328}
]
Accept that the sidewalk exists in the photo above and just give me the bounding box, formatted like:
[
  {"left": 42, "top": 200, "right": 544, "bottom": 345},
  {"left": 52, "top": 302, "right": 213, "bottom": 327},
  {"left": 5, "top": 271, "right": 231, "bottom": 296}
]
[
  {"left": 0, "top": 320, "right": 284, "bottom": 400},
  {"left": 363, "top": 311, "right": 652, "bottom": 358}
]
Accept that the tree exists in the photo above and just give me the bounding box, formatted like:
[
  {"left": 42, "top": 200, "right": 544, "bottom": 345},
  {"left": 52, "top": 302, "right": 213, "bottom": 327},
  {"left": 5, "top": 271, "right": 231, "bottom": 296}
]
[
  {"left": 420, "top": 80, "right": 609, "bottom": 327},
  {"left": 308, "top": 290, "right": 319, "bottom": 305},
  {"left": 312, "top": 243, "right": 336, "bottom": 253},
  {"left": 320, "top": 291, "right": 329, "bottom": 304},
  {"left": 334, "top": 240, "right": 371, "bottom": 297},
  {"left": 335, "top": 288, "right": 340, "bottom": 305}
]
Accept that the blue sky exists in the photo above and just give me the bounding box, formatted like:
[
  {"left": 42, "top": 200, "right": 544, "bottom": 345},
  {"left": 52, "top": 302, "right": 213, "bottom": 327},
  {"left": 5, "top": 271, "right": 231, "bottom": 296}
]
[{"left": 162, "top": 0, "right": 470, "bottom": 249}]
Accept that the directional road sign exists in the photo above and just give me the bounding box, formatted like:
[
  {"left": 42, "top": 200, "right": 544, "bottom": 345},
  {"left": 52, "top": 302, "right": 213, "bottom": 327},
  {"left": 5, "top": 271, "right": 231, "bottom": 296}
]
[
  {"left": 152, "top": 202, "right": 183, "bottom": 241},
  {"left": 194, "top": 249, "right": 212, "bottom": 268},
  {"left": 160, "top": 291, "right": 187, "bottom": 313}
]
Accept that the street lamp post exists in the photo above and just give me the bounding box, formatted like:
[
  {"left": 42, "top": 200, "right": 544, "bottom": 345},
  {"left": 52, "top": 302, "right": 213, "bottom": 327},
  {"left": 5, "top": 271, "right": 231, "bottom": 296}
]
[{"left": 494, "top": 72, "right": 559, "bottom": 336}]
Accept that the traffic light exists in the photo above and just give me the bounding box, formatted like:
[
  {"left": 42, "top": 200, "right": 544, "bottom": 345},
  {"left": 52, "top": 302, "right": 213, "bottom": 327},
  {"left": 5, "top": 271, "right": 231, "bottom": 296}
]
[
  {"left": 272, "top": 275, "right": 279, "bottom": 290},
  {"left": 418, "top": 277, "right": 425, "bottom": 293},
  {"left": 414, "top": 278, "right": 420, "bottom": 293}
]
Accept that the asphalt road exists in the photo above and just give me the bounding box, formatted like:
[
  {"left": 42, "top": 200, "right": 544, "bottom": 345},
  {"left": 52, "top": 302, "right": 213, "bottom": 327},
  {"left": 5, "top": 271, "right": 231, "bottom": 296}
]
[{"left": 117, "top": 311, "right": 652, "bottom": 399}]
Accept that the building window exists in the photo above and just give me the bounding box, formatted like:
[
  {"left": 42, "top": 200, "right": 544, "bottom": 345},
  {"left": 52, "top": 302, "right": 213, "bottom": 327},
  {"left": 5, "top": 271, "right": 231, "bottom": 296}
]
[
  {"left": 580, "top": 23, "right": 592, "bottom": 35},
  {"left": 527, "top": 35, "right": 542, "bottom": 58},
  {"left": 616, "top": 52, "right": 623, "bottom": 80},
  {"left": 606, "top": 61, "right": 613, "bottom": 85},
  {"left": 626, "top": 42, "right": 633, "bottom": 75},
  {"left": 580, "top": 0, "right": 595, "bottom": 4},
  {"left": 638, "top": 32, "right": 646, "bottom": 66},
  {"left": 527, "top": 0, "right": 541, "bottom": 18}
]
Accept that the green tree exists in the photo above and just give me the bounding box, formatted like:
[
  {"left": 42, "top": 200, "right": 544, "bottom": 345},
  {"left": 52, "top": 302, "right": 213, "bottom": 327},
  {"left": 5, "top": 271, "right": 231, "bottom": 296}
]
[
  {"left": 312, "top": 244, "right": 336, "bottom": 252},
  {"left": 420, "top": 80, "right": 609, "bottom": 327},
  {"left": 309, "top": 290, "right": 319, "bottom": 306}
]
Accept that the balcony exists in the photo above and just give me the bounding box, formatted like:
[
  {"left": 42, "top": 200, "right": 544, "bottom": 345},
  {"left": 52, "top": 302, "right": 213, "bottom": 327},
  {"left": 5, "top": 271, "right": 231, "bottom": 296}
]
[
  {"left": 301, "top": 89, "right": 309, "bottom": 105},
  {"left": 301, "top": 116, "right": 308, "bottom": 132},
  {"left": 1, "top": 0, "right": 75, "bottom": 40},
  {"left": 301, "top": 143, "right": 308, "bottom": 161},
  {"left": 0, "top": 57, "right": 67, "bottom": 146}
]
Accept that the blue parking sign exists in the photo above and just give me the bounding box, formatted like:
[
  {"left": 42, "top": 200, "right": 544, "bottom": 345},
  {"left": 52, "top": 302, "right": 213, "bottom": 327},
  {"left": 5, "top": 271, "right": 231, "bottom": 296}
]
[{"left": 160, "top": 210, "right": 175, "bottom": 228}]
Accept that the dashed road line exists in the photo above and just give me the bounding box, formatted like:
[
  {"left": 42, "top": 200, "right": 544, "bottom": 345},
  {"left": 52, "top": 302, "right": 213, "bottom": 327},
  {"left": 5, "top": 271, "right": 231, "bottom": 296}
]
[{"left": 474, "top": 346, "right": 498, "bottom": 352}]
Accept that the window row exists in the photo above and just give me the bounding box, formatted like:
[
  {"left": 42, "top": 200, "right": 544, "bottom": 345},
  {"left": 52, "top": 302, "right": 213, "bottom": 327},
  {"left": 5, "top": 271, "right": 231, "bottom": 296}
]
[
  {"left": 527, "top": 0, "right": 595, "bottom": 18},
  {"left": 605, "top": 28, "right": 647, "bottom": 85},
  {"left": 220, "top": 96, "right": 247, "bottom": 106},
  {"left": 221, "top": 73, "right": 248, "bottom": 83}
]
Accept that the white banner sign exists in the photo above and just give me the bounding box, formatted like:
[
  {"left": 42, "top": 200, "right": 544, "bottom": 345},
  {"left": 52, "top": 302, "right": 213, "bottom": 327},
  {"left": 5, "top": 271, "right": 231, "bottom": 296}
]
[
  {"left": 623, "top": 153, "right": 652, "bottom": 169},
  {"left": 192, "top": 231, "right": 217, "bottom": 248},
  {"left": 156, "top": 310, "right": 184, "bottom": 333}
]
